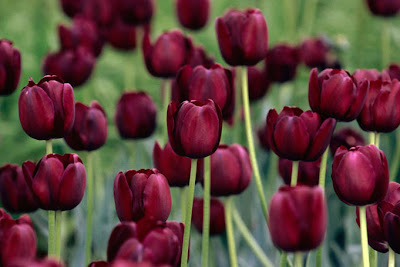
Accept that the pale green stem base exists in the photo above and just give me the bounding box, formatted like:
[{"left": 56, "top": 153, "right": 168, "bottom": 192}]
[
  {"left": 295, "top": 252, "right": 303, "bottom": 267},
  {"left": 225, "top": 197, "right": 238, "bottom": 267},
  {"left": 55, "top": 211, "right": 62, "bottom": 258},
  {"left": 280, "top": 252, "right": 287, "bottom": 267},
  {"left": 85, "top": 152, "right": 94, "bottom": 266},
  {"left": 290, "top": 161, "right": 299, "bottom": 187},
  {"left": 318, "top": 148, "right": 329, "bottom": 188},
  {"left": 369, "top": 249, "right": 377, "bottom": 267},
  {"left": 390, "top": 130, "right": 400, "bottom": 181},
  {"left": 359, "top": 206, "right": 370, "bottom": 267},
  {"left": 201, "top": 156, "right": 211, "bottom": 267},
  {"left": 388, "top": 248, "right": 395, "bottom": 267}
]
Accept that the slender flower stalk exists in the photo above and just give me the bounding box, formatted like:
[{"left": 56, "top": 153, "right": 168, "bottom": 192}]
[
  {"left": 225, "top": 197, "right": 237, "bottom": 267},
  {"left": 55, "top": 210, "right": 62, "bottom": 258},
  {"left": 181, "top": 187, "right": 187, "bottom": 222},
  {"left": 46, "top": 140, "right": 56, "bottom": 256},
  {"left": 241, "top": 66, "right": 268, "bottom": 221},
  {"left": 85, "top": 152, "right": 94, "bottom": 266},
  {"left": 162, "top": 79, "right": 171, "bottom": 144},
  {"left": 201, "top": 156, "right": 211, "bottom": 267},
  {"left": 280, "top": 252, "right": 287, "bottom": 267},
  {"left": 295, "top": 252, "right": 303, "bottom": 267},
  {"left": 181, "top": 159, "right": 198, "bottom": 267},
  {"left": 382, "top": 20, "right": 391, "bottom": 69},
  {"left": 369, "top": 133, "right": 379, "bottom": 267},
  {"left": 359, "top": 206, "right": 370, "bottom": 267},
  {"left": 388, "top": 248, "right": 395, "bottom": 267},
  {"left": 390, "top": 130, "right": 400, "bottom": 181},
  {"left": 290, "top": 161, "right": 299, "bottom": 186}
]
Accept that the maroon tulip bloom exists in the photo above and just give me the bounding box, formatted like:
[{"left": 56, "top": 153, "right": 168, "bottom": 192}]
[
  {"left": 0, "top": 161, "right": 38, "bottom": 213},
  {"left": 0, "top": 40, "right": 21, "bottom": 95},
  {"left": 387, "top": 63, "right": 400, "bottom": 80},
  {"left": 299, "top": 37, "right": 330, "bottom": 69},
  {"left": 81, "top": 0, "right": 117, "bottom": 28},
  {"left": 248, "top": 66, "right": 270, "bottom": 101},
  {"left": 143, "top": 30, "right": 193, "bottom": 78},
  {"left": 90, "top": 261, "right": 109, "bottom": 267},
  {"left": 115, "top": 91, "right": 157, "bottom": 139},
  {"left": 329, "top": 127, "right": 365, "bottom": 156},
  {"left": 107, "top": 222, "right": 138, "bottom": 262},
  {"left": 106, "top": 18, "right": 137, "bottom": 50},
  {"left": 64, "top": 101, "right": 107, "bottom": 151},
  {"left": 257, "top": 122, "right": 271, "bottom": 151},
  {"left": 192, "top": 198, "right": 225, "bottom": 235},
  {"left": 59, "top": 0, "right": 84, "bottom": 18},
  {"left": 188, "top": 45, "right": 214, "bottom": 68},
  {"left": 18, "top": 76, "right": 75, "bottom": 140},
  {"left": 114, "top": 169, "right": 172, "bottom": 223},
  {"left": 331, "top": 145, "right": 389, "bottom": 206},
  {"left": 167, "top": 100, "right": 222, "bottom": 158},
  {"left": 117, "top": 0, "right": 154, "bottom": 25},
  {"left": 309, "top": 68, "right": 369, "bottom": 121},
  {"left": 176, "top": 0, "right": 210, "bottom": 30},
  {"left": 384, "top": 201, "right": 400, "bottom": 253},
  {"left": 366, "top": 0, "right": 400, "bottom": 17},
  {"left": 266, "top": 106, "right": 336, "bottom": 161},
  {"left": 27, "top": 153, "right": 86, "bottom": 210},
  {"left": 265, "top": 44, "right": 300, "bottom": 83},
  {"left": 269, "top": 185, "right": 327, "bottom": 252},
  {"left": 279, "top": 158, "right": 321, "bottom": 186},
  {"left": 216, "top": 8, "right": 268, "bottom": 66},
  {"left": 353, "top": 69, "right": 386, "bottom": 85}
]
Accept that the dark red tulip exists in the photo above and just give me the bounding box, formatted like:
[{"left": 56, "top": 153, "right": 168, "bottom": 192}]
[
  {"left": 387, "top": 63, "right": 400, "bottom": 80},
  {"left": 299, "top": 37, "right": 330, "bottom": 69},
  {"left": 257, "top": 123, "right": 271, "bottom": 151},
  {"left": 176, "top": 0, "right": 210, "bottom": 30},
  {"left": 248, "top": 66, "right": 270, "bottom": 101},
  {"left": 106, "top": 17, "right": 137, "bottom": 50},
  {"left": 188, "top": 45, "right": 214, "bottom": 68},
  {"left": 0, "top": 40, "right": 21, "bottom": 95},
  {"left": 58, "top": 16, "right": 104, "bottom": 57},
  {"left": 353, "top": 69, "right": 386, "bottom": 85},
  {"left": 192, "top": 198, "right": 225, "bottom": 235},
  {"left": 331, "top": 145, "right": 389, "bottom": 206},
  {"left": 107, "top": 222, "right": 138, "bottom": 262},
  {"left": 329, "top": 127, "right": 365, "bottom": 156},
  {"left": 265, "top": 44, "right": 299, "bottom": 83},
  {"left": 115, "top": 91, "right": 157, "bottom": 139},
  {"left": 208, "top": 144, "right": 252, "bottom": 196},
  {"left": 59, "top": 0, "right": 84, "bottom": 18},
  {"left": 27, "top": 153, "right": 86, "bottom": 210},
  {"left": 117, "top": 0, "right": 154, "bottom": 25},
  {"left": 279, "top": 158, "right": 321, "bottom": 186},
  {"left": 89, "top": 261, "right": 109, "bottom": 267},
  {"left": 167, "top": 100, "right": 222, "bottom": 158},
  {"left": 18, "top": 76, "right": 75, "bottom": 140},
  {"left": 113, "top": 169, "right": 171, "bottom": 223},
  {"left": 143, "top": 30, "right": 193, "bottom": 78},
  {"left": 111, "top": 260, "right": 162, "bottom": 267},
  {"left": 269, "top": 185, "right": 327, "bottom": 252},
  {"left": 64, "top": 101, "right": 107, "bottom": 151},
  {"left": 384, "top": 201, "right": 400, "bottom": 253},
  {"left": 115, "top": 238, "right": 144, "bottom": 262},
  {"left": 215, "top": 8, "right": 268, "bottom": 66},
  {"left": 266, "top": 106, "right": 336, "bottom": 161},
  {"left": 81, "top": 0, "right": 117, "bottom": 28},
  {"left": 164, "top": 221, "right": 184, "bottom": 266},
  {"left": 366, "top": 0, "right": 400, "bottom": 17},
  {"left": 11, "top": 258, "right": 65, "bottom": 267},
  {"left": 0, "top": 161, "right": 38, "bottom": 213},
  {"left": 308, "top": 68, "right": 369, "bottom": 121}
]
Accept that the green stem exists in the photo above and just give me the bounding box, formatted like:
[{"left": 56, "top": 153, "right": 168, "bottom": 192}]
[
  {"left": 201, "top": 156, "right": 211, "bottom": 267},
  {"left": 375, "top": 133, "right": 380, "bottom": 149},
  {"left": 46, "top": 140, "right": 53, "bottom": 154},
  {"left": 180, "top": 159, "right": 198, "bottom": 267},
  {"left": 48, "top": 211, "right": 55, "bottom": 256},
  {"left": 359, "top": 206, "right": 370, "bottom": 267},
  {"left": 301, "top": 0, "right": 319, "bottom": 34},
  {"left": 180, "top": 187, "right": 187, "bottom": 222},
  {"left": 295, "top": 252, "right": 303, "bottom": 267},
  {"left": 290, "top": 161, "right": 299, "bottom": 186},
  {"left": 232, "top": 206, "right": 274, "bottom": 267},
  {"left": 390, "top": 130, "right": 400, "bottom": 181},
  {"left": 315, "top": 246, "right": 322, "bottom": 267},
  {"left": 280, "top": 252, "right": 287, "bottom": 267},
  {"left": 234, "top": 66, "right": 243, "bottom": 143},
  {"left": 162, "top": 79, "right": 171, "bottom": 145},
  {"left": 369, "top": 132, "right": 376, "bottom": 146},
  {"left": 382, "top": 20, "right": 391, "bottom": 69},
  {"left": 318, "top": 148, "right": 329, "bottom": 189},
  {"left": 388, "top": 247, "right": 395, "bottom": 267},
  {"left": 241, "top": 67, "right": 268, "bottom": 221},
  {"left": 55, "top": 211, "right": 62, "bottom": 258},
  {"left": 369, "top": 249, "right": 377, "bottom": 267},
  {"left": 225, "top": 197, "right": 238, "bottom": 267},
  {"left": 85, "top": 152, "right": 94, "bottom": 266}
]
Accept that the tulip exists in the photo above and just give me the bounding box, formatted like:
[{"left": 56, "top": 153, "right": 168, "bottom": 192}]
[
  {"left": 114, "top": 238, "right": 144, "bottom": 262},
  {"left": 107, "top": 222, "right": 138, "bottom": 262},
  {"left": 299, "top": 37, "right": 331, "bottom": 69},
  {"left": 308, "top": 68, "right": 369, "bottom": 121},
  {"left": 215, "top": 8, "right": 268, "bottom": 66},
  {"left": 106, "top": 17, "right": 137, "bottom": 50},
  {"left": 353, "top": 69, "right": 386, "bottom": 85},
  {"left": 188, "top": 45, "right": 214, "bottom": 68},
  {"left": 387, "top": 63, "right": 400, "bottom": 80},
  {"left": 143, "top": 30, "right": 193, "bottom": 78},
  {"left": 192, "top": 198, "right": 225, "bottom": 235},
  {"left": 59, "top": 0, "right": 84, "bottom": 18},
  {"left": 366, "top": 0, "right": 400, "bottom": 17},
  {"left": 279, "top": 158, "right": 321, "bottom": 186},
  {"left": 113, "top": 169, "right": 172, "bottom": 223},
  {"left": 27, "top": 153, "right": 86, "bottom": 210},
  {"left": 269, "top": 185, "right": 327, "bottom": 252},
  {"left": 265, "top": 44, "right": 300, "bottom": 83},
  {"left": 167, "top": 100, "right": 222, "bottom": 158},
  {"left": 331, "top": 145, "right": 389, "bottom": 206},
  {"left": 115, "top": 91, "right": 157, "bottom": 139},
  {"left": 257, "top": 123, "right": 271, "bottom": 151},
  {"left": 112, "top": 260, "right": 157, "bottom": 267},
  {"left": 18, "top": 75, "right": 75, "bottom": 140},
  {"left": 384, "top": 201, "right": 400, "bottom": 253},
  {"left": 0, "top": 161, "right": 38, "bottom": 213},
  {"left": 247, "top": 66, "right": 270, "bottom": 101},
  {"left": 117, "top": 0, "right": 154, "bottom": 25},
  {"left": 81, "top": 0, "right": 117, "bottom": 28},
  {"left": 176, "top": 0, "right": 210, "bottom": 30},
  {"left": 0, "top": 40, "right": 21, "bottom": 95},
  {"left": 89, "top": 261, "right": 109, "bottom": 267},
  {"left": 64, "top": 101, "right": 107, "bottom": 151},
  {"left": 266, "top": 106, "right": 336, "bottom": 161},
  {"left": 329, "top": 127, "right": 365, "bottom": 156}
]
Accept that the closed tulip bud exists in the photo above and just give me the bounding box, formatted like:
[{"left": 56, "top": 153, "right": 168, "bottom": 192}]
[
  {"left": 331, "top": 145, "right": 389, "bottom": 206},
  {"left": 366, "top": 0, "right": 400, "bottom": 17},
  {"left": 176, "top": 0, "right": 210, "bottom": 30},
  {"left": 107, "top": 222, "right": 138, "bottom": 262},
  {"left": 279, "top": 158, "right": 321, "bottom": 186},
  {"left": 248, "top": 66, "right": 270, "bottom": 101},
  {"left": 266, "top": 106, "right": 336, "bottom": 161},
  {"left": 28, "top": 153, "right": 86, "bottom": 210},
  {"left": 114, "top": 169, "right": 172, "bottom": 223},
  {"left": 115, "top": 91, "right": 157, "bottom": 139},
  {"left": 165, "top": 221, "right": 184, "bottom": 266},
  {"left": 192, "top": 198, "right": 225, "bottom": 235},
  {"left": 64, "top": 101, "right": 107, "bottom": 151},
  {"left": 115, "top": 238, "right": 144, "bottom": 262},
  {"left": 309, "top": 68, "right": 369, "bottom": 121},
  {"left": 82, "top": 0, "right": 117, "bottom": 28},
  {"left": 329, "top": 127, "right": 365, "bottom": 156},
  {"left": 384, "top": 201, "right": 400, "bottom": 253},
  {"left": 215, "top": 9, "right": 268, "bottom": 66},
  {"left": 188, "top": 46, "right": 214, "bottom": 68},
  {"left": 167, "top": 100, "right": 222, "bottom": 158},
  {"left": 299, "top": 38, "right": 330, "bottom": 69},
  {"left": 269, "top": 185, "right": 327, "bottom": 252},
  {"left": 106, "top": 17, "right": 137, "bottom": 50},
  {"left": 59, "top": 0, "right": 84, "bottom": 18},
  {"left": 387, "top": 63, "right": 400, "bottom": 81},
  {"left": 0, "top": 40, "right": 21, "bottom": 96},
  {"left": 117, "top": 0, "right": 154, "bottom": 25},
  {"left": 18, "top": 76, "right": 75, "bottom": 140},
  {"left": 265, "top": 44, "right": 300, "bottom": 83},
  {"left": 0, "top": 161, "right": 38, "bottom": 213}
]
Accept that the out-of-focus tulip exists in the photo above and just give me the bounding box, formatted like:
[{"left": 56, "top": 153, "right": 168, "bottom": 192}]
[
  {"left": 299, "top": 37, "right": 330, "bottom": 69},
  {"left": 115, "top": 91, "right": 157, "bottom": 139},
  {"left": 248, "top": 66, "right": 270, "bottom": 101},
  {"left": 329, "top": 127, "right": 365, "bottom": 156},
  {"left": 265, "top": 44, "right": 299, "bottom": 83},
  {"left": 384, "top": 201, "right": 400, "bottom": 253},
  {"left": 59, "top": 0, "right": 84, "bottom": 18},
  {"left": 353, "top": 69, "right": 386, "bottom": 85},
  {"left": 366, "top": 0, "right": 400, "bottom": 17},
  {"left": 0, "top": 40, "right": 21, "bottom": 95},
  {"left": 167, "top": 100, "right": 222, "bottom": 158},
  {"left": 143, "top": 30, "right": 193, "bottom": 78},
  {"left": 215, "top": 8, "right": 268, "bottom": 66},
  {"left": 269, "top": 185, "right": 327, "bottom": 252},
  {"left": 257, "top": 123, "right": 270, "bottom": 151},
  {"left": 176, "top": 0, "right": 210, "bottom": 30},
  {"left": 0, "top": 161, "right": 38, "bottom": 213},
  {"left": 387, "top": 63, "right": 400, "bottom": 81},
  {"left": 18, "top": 76, "right": 75, "bottom": 140},
  {"left": 107, "top": 222, "right": 138, "bottom": 262},
  {"left": 81, "top": 0, "right": 117, "bottom": 28},
  {"left": 188, "top": 45, "right": 214, "bottom": 68},
  {"left": 266, "top": 106, "right": 336, "bottom": 161},
  {"left": 106, "top": 17, "right": 137, "bottom": 50},
  {"left": 113, "top": 169, "right": 171, "bottom": 223},
  {"left": 89, "top": 261, "right": 109, "bottom": 267},
  {"left": 192, "top": 198, "right": 225, "bottom": 235},
  {"left": 331, "top": 145, "right": 389, "bottom": 206},
  {"left": 11, "top": 258, "right": 65, "bottom": 267},
  {"left": 64, "top": 101, "right": 107, "bottom": 151},
  {"left": 279, "top": 158, "right": 321, "bottom": 186},
  {"left": 308, "top": 68, "right": 369, "bottom": 121},
  {"left": 117, "top": 0, "right": 154, "bottom": 25},
  {"left": 27, "top": 153, "right": 86, "bottom": 210}
]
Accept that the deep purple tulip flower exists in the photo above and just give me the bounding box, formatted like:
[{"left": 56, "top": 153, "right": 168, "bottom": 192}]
[{"left": 0, "top": 40, "right": 21, "bottom": 95}]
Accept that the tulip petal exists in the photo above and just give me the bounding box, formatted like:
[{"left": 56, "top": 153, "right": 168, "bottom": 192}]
[
  {"left": 308, "top": 68, "right": 321, "bottom": 112},
  {"left": 306, "top": 118, "right": 336, "bottom": 161},
  {"left": 58, "top": 162, "right": 86, "bottom": 210},
  {"left": 143, "top": 174, "right": 171, "bottom": 222},
  {"left": 114, "top": 172, "right": 134, "bottom": 221}
]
